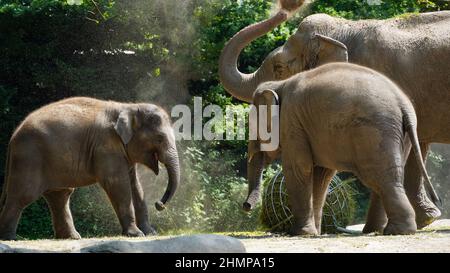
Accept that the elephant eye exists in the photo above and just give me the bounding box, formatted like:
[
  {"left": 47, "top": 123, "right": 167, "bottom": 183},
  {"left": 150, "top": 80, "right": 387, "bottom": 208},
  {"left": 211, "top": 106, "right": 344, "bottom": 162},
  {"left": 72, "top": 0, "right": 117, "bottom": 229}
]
[
  {"left": 154, "top": 134, "right": 165, "bottom": 144},
  {"left": 274, "top": 63, "right": 283, "bottom": 71}
]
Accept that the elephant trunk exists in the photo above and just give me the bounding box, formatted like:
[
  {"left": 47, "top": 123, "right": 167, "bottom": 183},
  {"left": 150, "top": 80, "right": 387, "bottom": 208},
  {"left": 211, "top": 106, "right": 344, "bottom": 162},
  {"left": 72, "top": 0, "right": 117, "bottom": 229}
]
[
  {"left": 218, "top": 10, "right": 289, "bottom": 103},
  {"left": 243, "top": 152, "right": 265, "bottom": 212},
  {"left": 155, "top": 147, "right": 180, "bottom": 211}
]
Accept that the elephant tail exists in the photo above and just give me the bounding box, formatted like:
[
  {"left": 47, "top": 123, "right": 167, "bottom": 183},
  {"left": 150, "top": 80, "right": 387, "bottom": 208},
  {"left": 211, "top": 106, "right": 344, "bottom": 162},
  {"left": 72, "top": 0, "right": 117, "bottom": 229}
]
[
  {"left": 0, "top": 145, "right": 11, "bottom": 214},
  {"left": 403, "top": 110, "right": 442, "bottom": 207}
]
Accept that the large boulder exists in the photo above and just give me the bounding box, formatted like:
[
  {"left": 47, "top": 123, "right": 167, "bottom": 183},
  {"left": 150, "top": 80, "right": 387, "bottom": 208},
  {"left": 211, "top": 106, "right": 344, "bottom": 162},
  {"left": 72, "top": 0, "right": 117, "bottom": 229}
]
[
  {"left": 0, "top": 243, "right": 11, "bottom": 253},
  {"left": 81, "top": 234, "right": 246, "bottom": 253}
]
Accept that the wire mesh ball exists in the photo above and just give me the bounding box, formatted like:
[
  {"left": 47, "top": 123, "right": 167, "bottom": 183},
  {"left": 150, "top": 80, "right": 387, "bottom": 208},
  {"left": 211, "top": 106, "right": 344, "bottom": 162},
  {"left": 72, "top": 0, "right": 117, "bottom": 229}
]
[{"left": 260, "top": 168, "right": 356, "bottom": 234}]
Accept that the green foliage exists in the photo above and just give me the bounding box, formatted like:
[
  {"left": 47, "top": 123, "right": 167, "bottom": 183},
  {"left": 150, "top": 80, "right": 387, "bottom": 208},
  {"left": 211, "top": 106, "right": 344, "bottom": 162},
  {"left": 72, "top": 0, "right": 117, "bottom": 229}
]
[
  {"left": 427, "top": 145, "right": 450, "bottom": 218},
  {"left": 16, "top": 199, "right": 53, "bottom": 239},
  {"left": 151, "top": 141, "right": 261, "bottom": 233},
  {"left": 311, "top": 0, "right": 449, "bottom": 20},
  {"left": 70, "top": 185, "right": 121, "bottom": 237}
]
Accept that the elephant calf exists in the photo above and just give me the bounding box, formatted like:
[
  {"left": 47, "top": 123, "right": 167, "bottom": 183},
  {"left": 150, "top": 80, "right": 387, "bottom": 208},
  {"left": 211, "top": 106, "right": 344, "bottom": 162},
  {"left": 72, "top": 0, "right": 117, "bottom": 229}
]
[
  {"left": 244, "top": 62, "right": 439, "bottom": 236},
  {"left": 0, "top": 97, "right": 180, "bottom": 240}
]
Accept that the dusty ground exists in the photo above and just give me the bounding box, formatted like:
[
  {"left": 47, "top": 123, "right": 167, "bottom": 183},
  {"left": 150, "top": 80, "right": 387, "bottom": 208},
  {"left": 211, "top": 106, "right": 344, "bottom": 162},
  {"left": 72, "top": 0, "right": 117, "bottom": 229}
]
[
  {"left": 2, "top": 219, "right": 450, "bottom": 253},
  {"left": 240, "top": 219, "right": 450, "bottom": 253}
]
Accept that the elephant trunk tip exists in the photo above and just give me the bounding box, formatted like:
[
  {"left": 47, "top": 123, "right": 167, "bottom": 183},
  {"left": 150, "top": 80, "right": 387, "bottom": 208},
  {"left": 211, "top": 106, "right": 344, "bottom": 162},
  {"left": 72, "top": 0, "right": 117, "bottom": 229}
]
[
  {"left": 242, "top": 201, "right": 254, "bottom": 212},
  {"left": 155, "top": 201, "right": 166, "bottom": 211}
]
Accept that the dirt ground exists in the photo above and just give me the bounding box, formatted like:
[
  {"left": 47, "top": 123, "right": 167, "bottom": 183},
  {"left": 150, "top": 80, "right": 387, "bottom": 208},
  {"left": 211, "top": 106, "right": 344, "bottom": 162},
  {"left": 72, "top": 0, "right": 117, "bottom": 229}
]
[
  {"left": 240, "top": 219, "right": 450, "bottom": 253},
  {"left": 2, "top": 219, "right": 450, "bottom": 253}
]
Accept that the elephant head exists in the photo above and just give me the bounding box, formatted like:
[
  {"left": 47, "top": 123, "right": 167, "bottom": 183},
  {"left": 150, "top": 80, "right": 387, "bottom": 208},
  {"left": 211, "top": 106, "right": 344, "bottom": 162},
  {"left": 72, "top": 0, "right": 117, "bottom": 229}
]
[
  {"left": 244, "top": 89, "right": 281, "bottom": 211},
  {"left": 219, "top": 6, "right": 348, "bottom": 103},
  {"left": 114, "top": 104, "right": 179, "bottom": 211}
]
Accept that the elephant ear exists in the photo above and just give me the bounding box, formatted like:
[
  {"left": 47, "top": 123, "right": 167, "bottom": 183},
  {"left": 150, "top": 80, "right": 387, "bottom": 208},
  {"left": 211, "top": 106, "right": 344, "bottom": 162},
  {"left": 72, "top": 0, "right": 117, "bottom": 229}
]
[
  {"left": 248, "top": 140, "right": 261, "bottom": 163},
  {"left": 253, "top": 89, "right": 279, "bottom": 133},
  {"left": 114, "top": 110, "right": 135, "bottom": 145},
  {"left": 308, "top": 34, "right": 348, "bottom": 68},
  {"left": 252, "top": 89, "right": 280, "bottom": 153}
]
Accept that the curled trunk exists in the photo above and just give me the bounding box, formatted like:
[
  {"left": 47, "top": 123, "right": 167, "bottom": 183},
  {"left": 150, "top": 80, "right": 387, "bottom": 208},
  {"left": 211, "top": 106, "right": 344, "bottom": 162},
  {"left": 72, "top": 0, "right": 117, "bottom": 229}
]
[
  {"left": 218, "top": 10, "right": 289, "bottom": 103},
  {"left": 155, "top": 147, "right": 180, "bottom": 211}
]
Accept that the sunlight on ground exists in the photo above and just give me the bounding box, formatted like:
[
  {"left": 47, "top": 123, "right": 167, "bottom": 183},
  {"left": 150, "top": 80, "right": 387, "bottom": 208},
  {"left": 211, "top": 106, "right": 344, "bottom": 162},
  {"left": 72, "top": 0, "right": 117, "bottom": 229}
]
[{"left": 2, "top": 220, "right": 450, "bottom": 253}]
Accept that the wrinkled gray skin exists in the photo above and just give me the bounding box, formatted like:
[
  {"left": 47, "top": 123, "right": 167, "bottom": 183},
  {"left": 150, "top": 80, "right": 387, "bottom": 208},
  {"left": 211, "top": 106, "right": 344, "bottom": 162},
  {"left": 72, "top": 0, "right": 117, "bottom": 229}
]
[
  {"left": 246, "top": 62, "right": 437, "bottom": 235},
  {"left": 219, "top": 9, "right": 450, "bottom": 231},
  {"left": 0, "top": 97, "right": 180, "bottom": 240}
]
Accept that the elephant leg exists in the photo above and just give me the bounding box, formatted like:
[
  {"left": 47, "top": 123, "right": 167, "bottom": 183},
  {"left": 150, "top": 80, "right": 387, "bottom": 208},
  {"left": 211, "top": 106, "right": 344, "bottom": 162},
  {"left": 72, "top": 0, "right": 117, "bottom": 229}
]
[
  {"left": 404, "top": 142, "right": 441, "bottom": 229},
  {"left": 377, "top": 167, "right": 416, "bottom": 235},
  {"left": 362, "top": 192, "right": 388, "bottom": 234},
  {"left": 0, "top": 201, "right": 25, "bottom": 240},
  {"left": 284, "top": 166, "right": 316, "bottom": 236},
  {"left": 312, "top": 167, "right": 336, "bottom": 234},
  {"left": 129, "top": 165, "right": 156, "bottom": 235},
  {"left": 282, "top": 131, "right": 316, "bottom": 236},
  {"left": 100, "top": 171, "right": 144, "bottom": 237},
  {"left": 0, "top": 189, "right": 41, "bottom": 240},
  {"left": 44, "top": 189, "right": 81, "bottom": 239},
  {"left": 0, "top": 167, "right": 44, "bottom": 240}
]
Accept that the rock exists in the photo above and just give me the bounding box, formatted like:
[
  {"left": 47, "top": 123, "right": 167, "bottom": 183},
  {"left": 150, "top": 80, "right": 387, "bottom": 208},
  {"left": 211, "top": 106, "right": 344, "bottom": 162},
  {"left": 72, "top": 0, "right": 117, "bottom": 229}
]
[
  {"left": 0, "top": 243, "right": 11, "bottom": 253},
  {"left": 81, "top": 234, "right": 246, "bottom": 253},
  {"left": 5, "top": 247, "right": 55, "bottom": 253},
  {"left": 0, "top": 243, "right": 56, "bottom": 253}
]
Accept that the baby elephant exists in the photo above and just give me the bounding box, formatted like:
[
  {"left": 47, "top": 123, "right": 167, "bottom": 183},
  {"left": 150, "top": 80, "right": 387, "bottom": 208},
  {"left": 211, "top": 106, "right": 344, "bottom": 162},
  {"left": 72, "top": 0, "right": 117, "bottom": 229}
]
[
  {"left": 0, "top": 97, "right": 180, "bottom": 240},
  {"left": 244, "top": 62, "right": 439, "bottom": 235}
]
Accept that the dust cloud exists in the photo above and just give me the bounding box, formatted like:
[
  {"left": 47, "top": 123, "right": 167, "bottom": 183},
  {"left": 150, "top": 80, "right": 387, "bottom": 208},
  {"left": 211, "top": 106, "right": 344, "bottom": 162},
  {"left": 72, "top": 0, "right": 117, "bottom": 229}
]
[{"left": 116, "top": 0, "right": 204, "bottom": 109}]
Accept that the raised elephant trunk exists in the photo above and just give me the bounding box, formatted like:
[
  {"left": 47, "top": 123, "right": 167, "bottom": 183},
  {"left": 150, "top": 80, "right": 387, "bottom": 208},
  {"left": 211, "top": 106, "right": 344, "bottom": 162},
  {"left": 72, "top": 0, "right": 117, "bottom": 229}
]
[
  {"left": 218, "top": 10, "right": 289, "bottom": 103},
  {"left": 155, "top": 147, "right": 180, "bottom": 211},
  {"left": 243, "top": 151, "right": 265, "bottom": 212}
]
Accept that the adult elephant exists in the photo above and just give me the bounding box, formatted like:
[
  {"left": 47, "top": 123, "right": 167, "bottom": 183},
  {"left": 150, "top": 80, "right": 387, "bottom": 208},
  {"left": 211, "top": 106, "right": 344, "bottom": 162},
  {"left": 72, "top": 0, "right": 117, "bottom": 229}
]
[
  {"left": 219, "top": 6, "right": 450, "bottom": 232},
  {"left": 0, "top": 97, "right": 179, "bottom": 240}
]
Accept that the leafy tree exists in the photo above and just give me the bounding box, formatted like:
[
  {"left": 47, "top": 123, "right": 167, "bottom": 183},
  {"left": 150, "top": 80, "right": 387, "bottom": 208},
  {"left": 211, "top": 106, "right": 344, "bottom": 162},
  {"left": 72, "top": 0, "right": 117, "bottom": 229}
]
[{"left": 311, "top": 0, "right": 449, "bottom": 19}]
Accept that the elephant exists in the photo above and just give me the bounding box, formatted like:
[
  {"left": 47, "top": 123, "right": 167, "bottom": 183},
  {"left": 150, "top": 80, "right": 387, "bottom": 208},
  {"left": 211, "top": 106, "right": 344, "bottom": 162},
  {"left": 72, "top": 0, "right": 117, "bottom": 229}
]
[
  {"left": 0, "top": 97, "right": 180, "bottom": 240},
  {"left": 243, "top": 62, "right": 440, "bottom": 235},
  {"left": 219, "top": 6, "right": 450, "bottom": 231}
]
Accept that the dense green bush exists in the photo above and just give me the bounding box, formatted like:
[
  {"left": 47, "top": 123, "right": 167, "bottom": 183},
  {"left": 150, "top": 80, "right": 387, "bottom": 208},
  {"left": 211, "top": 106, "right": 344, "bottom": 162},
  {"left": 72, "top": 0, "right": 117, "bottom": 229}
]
[
  {"left": 150, "top": 141, "right": 261, "bottom": 233},
  {"left": 311, "top": 0, "right": 449, "bottom": 19},
  {"left": 427, "top": 145, "right": 450, "bottom": 218}
]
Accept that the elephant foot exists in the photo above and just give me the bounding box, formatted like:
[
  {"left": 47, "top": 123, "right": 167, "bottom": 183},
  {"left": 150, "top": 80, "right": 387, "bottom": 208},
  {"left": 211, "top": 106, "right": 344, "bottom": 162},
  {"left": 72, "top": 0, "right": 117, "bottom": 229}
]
[
  {"left": 362, "top": 223, "right": 385, "bottom": 234},
  {"left": 383, "top": 221, "right": 416, "bottom": 235},
  {"left": 122, "top": 227, "right": 145, "bottom": 237},
  {"left": 289, "top": 224, "right": 318, "bottom": 236},
  {"left": 0, "top": 231, "right": 17, "bottom": 241},
  {"left": 415, "top": 204, "right": 441, "bottom": 229},
  {"left": 140, "top": 224, "right": 158, "bottom": 236},
  {"left": 55, "top": 230, "right": 81, "bottom": 240}
]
